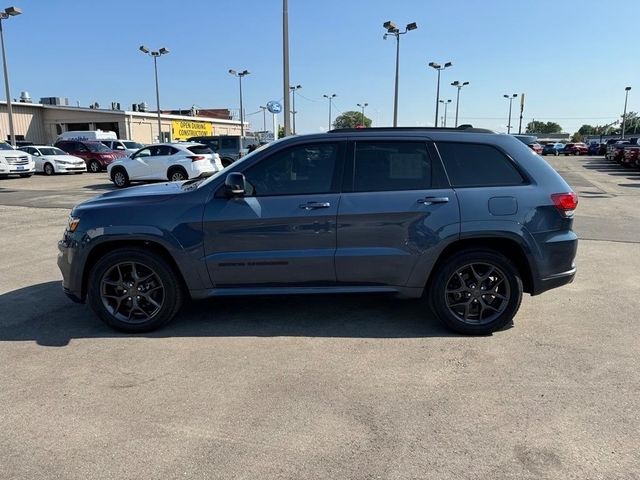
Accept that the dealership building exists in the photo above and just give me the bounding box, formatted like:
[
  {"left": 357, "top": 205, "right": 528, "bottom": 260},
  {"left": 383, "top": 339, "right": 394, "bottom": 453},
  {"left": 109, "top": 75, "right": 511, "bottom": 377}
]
[{"left": 0, "top": 98, "right": 246, "bottom": 145}]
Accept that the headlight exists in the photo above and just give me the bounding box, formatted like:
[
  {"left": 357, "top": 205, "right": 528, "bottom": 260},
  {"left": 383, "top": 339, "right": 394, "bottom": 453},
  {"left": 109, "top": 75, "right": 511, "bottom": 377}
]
[{"left": 68, "top": 216, "right": 80, "bottom": 233}]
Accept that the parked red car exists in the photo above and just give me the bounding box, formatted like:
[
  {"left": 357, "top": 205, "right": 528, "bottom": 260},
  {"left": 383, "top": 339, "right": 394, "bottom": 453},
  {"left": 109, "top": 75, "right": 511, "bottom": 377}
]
[
  {"left": 529, "top": 142, "right": 543, "bottom": 155},
  {"left": 563, "top": 143, "right": 589, "bottom": 155},
  {"left": 606, "top": 141, "right": 631, "bottom": 163},
  {"left": 622, "top": 146, "right": 640, "bottom": 167},
  {"left": 54, "top": 140, "right": 127, "bottom": 173}
]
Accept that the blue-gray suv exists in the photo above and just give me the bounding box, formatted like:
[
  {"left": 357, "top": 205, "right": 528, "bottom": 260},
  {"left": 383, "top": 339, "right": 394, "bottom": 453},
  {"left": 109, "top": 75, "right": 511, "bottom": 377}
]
[{"left": 58, "top": 128, "right": 578, "bottom": 335}]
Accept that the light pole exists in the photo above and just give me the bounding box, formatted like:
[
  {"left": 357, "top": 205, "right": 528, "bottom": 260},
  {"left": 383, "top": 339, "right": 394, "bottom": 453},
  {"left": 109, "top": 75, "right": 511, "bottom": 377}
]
[
  {"left": 290, "top": 84, "right": 301, "bottom": 134},
  {"left": 439, "top": 99, "right": 452, "bottom": 127},
  {"left": 0, "top": 6, "right": 21, "bottom": 146},
  {"left": 139, "top": 45, "right": 169, "bottom": 143},
  {"left": 357, "top": 102, "right": 368, "bottom": 127},
  {"left": 323, "top": 93, "right": 336, "bottom": 130},
  {"left": 622, "top": 86, "right": 632, "bottom": 139},
  {"left": 229, "top": 69, "right": 250, "bottom": 138},
  {"left": 383, "top": 21, "right": 418, "bottom": 127},
  {"left": 259, "top": 105, "right": 267, "bottom": 132},
  {"left": 283, "top": 0, "right": 291, "bottom": 136},
  {"left": 503, "top": 93, "right": 517, "bottom": 134},
  {"left": 428, "top": 61, "right": 453, "bottom": 127},
  {"left": 450, "top": 81, "right": 469, "bottom": 128}
]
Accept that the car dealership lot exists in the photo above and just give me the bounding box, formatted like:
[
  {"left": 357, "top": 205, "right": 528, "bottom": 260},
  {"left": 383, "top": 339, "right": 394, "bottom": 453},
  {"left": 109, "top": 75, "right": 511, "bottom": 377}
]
[{"left": 1, "top": 159, "right": 639, "bottom": 479}]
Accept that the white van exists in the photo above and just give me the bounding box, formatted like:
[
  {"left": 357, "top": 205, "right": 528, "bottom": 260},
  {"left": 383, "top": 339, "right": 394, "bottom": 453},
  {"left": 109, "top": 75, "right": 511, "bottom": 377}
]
[{"left": 56, "top": 130, "right": 117, "bottom": 142}]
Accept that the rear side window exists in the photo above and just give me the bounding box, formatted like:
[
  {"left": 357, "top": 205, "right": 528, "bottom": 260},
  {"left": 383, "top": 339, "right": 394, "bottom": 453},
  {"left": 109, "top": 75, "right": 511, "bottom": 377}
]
[
  {"left": 220, "top": 137, "right": 237, "bottom": 149},
  {"left": 436, "top": 142, "right": 525, "bottom": 187},
  {"left": 187, "top": 145, "right": 213, "bottom": 155},
  {"left": 353, "top": 141, "right": 431, "bottom": 192}
]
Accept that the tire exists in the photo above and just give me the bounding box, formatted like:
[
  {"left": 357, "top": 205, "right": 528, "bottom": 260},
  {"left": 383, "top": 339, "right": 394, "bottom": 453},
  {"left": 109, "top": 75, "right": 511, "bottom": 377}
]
[
  {"left": 43, "top": 163, "right": 55, "bottom": 176},
  {"left": 19, "top": 173, "right": 33, "bottom": 178},
  {"left": 88, "top": 159, "right": 101, "bottom": 173},
  {"left": 428, "top": 248, "right": 523, "bottom": 335},
  {"left": 88, "top": 248, "right": 184, "bottom": 332},
  {"left": 168, "top": 167, "right": 187, "bottom": 182},
  {"left": 111, "top": 168, "right": 130, "bottom": 188}
]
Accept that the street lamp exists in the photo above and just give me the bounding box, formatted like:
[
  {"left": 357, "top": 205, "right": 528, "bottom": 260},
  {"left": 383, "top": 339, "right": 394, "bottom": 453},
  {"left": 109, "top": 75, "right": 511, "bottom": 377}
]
[
  {"left": 229, "top": 69, "right": 250, "bottom": 138},
  {"left": 383, "top": 20, "right": 418, "bottom": 127},
  {"left": 622, "top": 86, "right": 632, "bottom": 139},
  {"left": 290, "top": 84, "right": 301, "bottom": 134},
  {"left": 450, "top": 81, "right": 469, "bottom": 128},
  {"left": 503, "top": 93, "right": 518, "bottom": 134},
  {"left": 357, "top": 102, "right": 368, "bottom": 127},
  {"left": 139, "top": 45, "right": 169, "bottom": 143},
  {"left": 0, "top": 6, "right": 21, "bottom": 146},
  {"left": 439, "top": 99, "right": 452, "bottom": 127},
  {"left": 428, "top": 61, "right": 453, "bottom": 127},
  {"left": 283, "top": 0, "right": 291, "bottom": 136},
  {"left": 323, "top": 93, "right": 336, "bottom": 131}
]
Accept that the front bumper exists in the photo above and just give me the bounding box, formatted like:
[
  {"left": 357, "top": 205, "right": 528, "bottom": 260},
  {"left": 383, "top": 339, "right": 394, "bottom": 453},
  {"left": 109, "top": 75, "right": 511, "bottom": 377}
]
[
  {"left": 57, "top": 235, "right": 85, "bottom": 303},
  {"left": 58, "top": 164, "right": 87, "bottom": 173},
  {"left": 0, "top": 164, "right": 35, "bottom": 174}
]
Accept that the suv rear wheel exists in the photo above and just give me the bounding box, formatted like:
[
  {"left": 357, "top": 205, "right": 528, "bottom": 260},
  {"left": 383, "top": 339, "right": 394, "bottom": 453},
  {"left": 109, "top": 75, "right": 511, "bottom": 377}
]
[
  {"left": 168, "top": 167, "right": 187, "bottom": 182},
  {"left": 428, "top": 249, "right": 523, "bottom": 335},
  {"left": 88, "top": 248, "right": 184, "bottom": 332}
]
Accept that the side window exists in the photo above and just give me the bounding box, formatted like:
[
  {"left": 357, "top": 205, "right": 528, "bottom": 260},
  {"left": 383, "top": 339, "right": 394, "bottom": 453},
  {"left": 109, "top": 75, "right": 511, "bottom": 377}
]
[
  {"left": 244, "top": 143, "right": 339, "bottom": 196},
  {"left": 133, "top": 147, "right": 152, "bottom": 158},
  {"left": 74, "top": 142, "right": 88, "bottom": 152},
  {"left": 352, "top": 141, "right": 432, "bottom": 192},
  {"left": 220, "top": 137, "right": 236, "bottom": 149},
  {"left": 436, "top": 142, "right": 526, "bottom": 187},
  {"left": 154, "top": 145, "right": 174, "bottom": 156}
]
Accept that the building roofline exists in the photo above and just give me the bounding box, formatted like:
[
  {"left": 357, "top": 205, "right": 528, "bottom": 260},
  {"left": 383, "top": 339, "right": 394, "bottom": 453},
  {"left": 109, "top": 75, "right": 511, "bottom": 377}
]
[{"left": 0, "top": 101, "right": 243, "bottom": 125}]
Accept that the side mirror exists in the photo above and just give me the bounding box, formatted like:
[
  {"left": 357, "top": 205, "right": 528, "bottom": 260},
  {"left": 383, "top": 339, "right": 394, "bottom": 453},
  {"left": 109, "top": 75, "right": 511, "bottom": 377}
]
[{"left": 225, "top": 172, "right": 246, "bottom": 196}]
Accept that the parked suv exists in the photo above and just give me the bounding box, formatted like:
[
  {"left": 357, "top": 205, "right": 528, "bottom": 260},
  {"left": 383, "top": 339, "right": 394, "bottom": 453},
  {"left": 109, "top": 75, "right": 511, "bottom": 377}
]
[
  {"left": 100, "top": 139, "right": 145, "bottom": 156},
  {"left": 0, "top": 141, "right": 35, "bottom": 177},
  {"left": 187, "top": 135, "right": 260, "bottom": 167},
  {"left": 55, "top": 140, "right": 127, "bottom": 173},
  {"left": 58, "top": 127, "right": 578, "bottom": 335}
]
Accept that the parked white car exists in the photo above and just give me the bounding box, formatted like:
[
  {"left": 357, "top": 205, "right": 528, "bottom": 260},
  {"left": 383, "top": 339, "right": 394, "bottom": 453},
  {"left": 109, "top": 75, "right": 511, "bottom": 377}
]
[
  {"left": 0, "top": 142, "right": 35, "bottom": 178},
  {"left": 100, "top": 139, "right": 145, "bottom": 156},
  {"left": 107, "top": 142, "right": 222, "bottom": 188},
  {"left": 18, "top": 145, "right": 86, "bottom": 175}
]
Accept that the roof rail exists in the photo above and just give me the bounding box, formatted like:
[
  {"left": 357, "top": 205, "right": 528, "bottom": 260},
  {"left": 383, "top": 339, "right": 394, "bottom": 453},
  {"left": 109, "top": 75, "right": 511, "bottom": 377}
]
[{"left": 328, "top": 126, "right": 495, "bottom": 134}]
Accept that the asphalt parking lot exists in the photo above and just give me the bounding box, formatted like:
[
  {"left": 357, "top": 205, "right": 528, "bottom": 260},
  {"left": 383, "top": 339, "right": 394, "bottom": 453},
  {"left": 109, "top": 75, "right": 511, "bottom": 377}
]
[{"left": 1, "top": 157, "right": 639, "bottom": 479}]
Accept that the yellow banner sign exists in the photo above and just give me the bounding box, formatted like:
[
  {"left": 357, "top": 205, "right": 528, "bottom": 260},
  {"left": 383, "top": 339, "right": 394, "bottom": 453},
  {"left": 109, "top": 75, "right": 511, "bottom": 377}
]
[{"left": 171, "top": 120, "right": 213, "bottom": 140}]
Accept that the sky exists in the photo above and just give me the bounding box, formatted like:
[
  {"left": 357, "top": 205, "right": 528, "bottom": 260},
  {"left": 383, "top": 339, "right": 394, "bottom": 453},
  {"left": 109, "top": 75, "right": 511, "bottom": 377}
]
[{"left": 5, "top": 0, "right": 640, "bottom": 134}]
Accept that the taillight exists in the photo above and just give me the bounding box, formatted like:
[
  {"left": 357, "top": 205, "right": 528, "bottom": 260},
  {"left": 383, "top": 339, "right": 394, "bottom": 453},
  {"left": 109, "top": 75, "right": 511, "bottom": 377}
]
[
  {"left": 551, "top": 192, "right": 578, "bottom": 218},
  {"left": 187, "top": 155, "right": 205, "bottom": 162}
]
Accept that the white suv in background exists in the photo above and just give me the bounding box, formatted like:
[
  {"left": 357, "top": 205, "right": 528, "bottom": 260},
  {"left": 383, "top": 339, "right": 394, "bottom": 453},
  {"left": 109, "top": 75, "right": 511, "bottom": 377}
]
[
  {"left": 0, "top": 142, "right": 35, "bottom": 178},
  {"left": 107, "top": 142, "right": 222, "bottom": 188},
  {"left": 100, "top": 139, "right": 145, "bottom": 156}
]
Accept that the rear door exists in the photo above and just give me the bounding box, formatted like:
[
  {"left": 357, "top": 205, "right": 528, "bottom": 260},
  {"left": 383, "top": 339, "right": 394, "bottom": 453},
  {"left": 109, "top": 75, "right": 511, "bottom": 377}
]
[
  {"left": 202, "top": 140, "right": 344, "bottom": 287},
  {"left": 336, "top": 139, "right": 460, "bottom": 287}
]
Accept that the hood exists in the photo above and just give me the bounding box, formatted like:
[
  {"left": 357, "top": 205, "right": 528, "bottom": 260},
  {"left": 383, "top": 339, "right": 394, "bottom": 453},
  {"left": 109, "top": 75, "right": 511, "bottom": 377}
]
[{"left": 74, "top": 181, "right": 184, "bottom": 212}]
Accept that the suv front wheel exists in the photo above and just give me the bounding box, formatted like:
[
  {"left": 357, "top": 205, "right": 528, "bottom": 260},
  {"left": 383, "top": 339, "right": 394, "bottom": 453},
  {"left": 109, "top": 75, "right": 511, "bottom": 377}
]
[
  {"left": 428, "top": 249, "right": 523, "bottom": 335},
  {"left": 88, "top": 248, "right": 183, "bottom": 332}
]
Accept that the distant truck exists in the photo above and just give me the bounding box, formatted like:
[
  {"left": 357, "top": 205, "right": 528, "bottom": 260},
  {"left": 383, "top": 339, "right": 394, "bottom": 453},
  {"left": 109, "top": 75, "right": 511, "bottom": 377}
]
[{"left": 56, "top": 130, "right": 117, "bottom": 142}]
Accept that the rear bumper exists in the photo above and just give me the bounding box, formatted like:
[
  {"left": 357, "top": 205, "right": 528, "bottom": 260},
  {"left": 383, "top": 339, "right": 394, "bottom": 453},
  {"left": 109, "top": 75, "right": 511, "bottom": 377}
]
[{"left": 532, "top": 267, "right": 576, "bottom": 295}]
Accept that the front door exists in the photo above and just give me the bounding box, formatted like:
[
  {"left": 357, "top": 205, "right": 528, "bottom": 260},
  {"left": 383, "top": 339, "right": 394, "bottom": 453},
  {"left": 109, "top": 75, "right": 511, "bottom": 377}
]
[
  {"left": 202, "top": 141, "right": 344, "bottom": 287},
  {"left": 336, "top": 140, "right": 460, "bottom": 286}
]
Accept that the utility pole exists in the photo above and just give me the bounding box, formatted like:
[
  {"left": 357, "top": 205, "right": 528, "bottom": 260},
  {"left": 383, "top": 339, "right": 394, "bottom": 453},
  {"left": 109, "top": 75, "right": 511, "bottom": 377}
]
[
  {"left": 518, "top": 93, "right": 525, "bottom": 134},
  {"left": 283, "top": 0, "right": 291, "bottom": 136},
  {"left": 622, "top": 86, "right": 632, "bottom": 139}
]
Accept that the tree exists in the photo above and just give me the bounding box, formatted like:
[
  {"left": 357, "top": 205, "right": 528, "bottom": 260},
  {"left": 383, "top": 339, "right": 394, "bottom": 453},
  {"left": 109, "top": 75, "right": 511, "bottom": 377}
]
[
  {"left": 278, "top": 125, "right": 285, "bottom": 138},
  {"left": 526, "top": 121, "right": 563, "bottom": 134},
  {"left": 333, "top": 111, "right": 372, "bottom": 129}
]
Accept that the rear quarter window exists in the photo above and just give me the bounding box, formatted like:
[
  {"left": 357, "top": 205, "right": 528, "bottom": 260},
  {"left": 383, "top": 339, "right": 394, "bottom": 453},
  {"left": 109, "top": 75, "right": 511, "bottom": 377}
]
[
  {"left": 436, "top": 142, "right": 526, "bottom": 188},
  {"left": 187, "top": 145, "right": 213, "bottom": 155}
]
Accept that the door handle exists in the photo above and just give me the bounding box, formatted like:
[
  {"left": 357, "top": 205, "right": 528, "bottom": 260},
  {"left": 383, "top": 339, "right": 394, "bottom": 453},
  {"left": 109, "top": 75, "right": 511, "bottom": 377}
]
[
  {"left": 417, "top": 196, "right": 449, "bottom": 205},
  {"left": 299, "top": 202, "right": 331, "bottom": 210}
]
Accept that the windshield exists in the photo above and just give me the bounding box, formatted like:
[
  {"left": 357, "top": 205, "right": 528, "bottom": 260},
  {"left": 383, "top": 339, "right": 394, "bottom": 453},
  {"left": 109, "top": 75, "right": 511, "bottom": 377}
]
[
  {"left": 122, "top": 141, "right": 144, "bottom": 149},
  {"left": 85, "top": 142, "right": 111, "bottom": 152},
  {"left": 0, "top": 142, "right": 14, "bottom": 150},
  {"left": 40, "top": 147, "right": 67, "bottom": 156}
]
